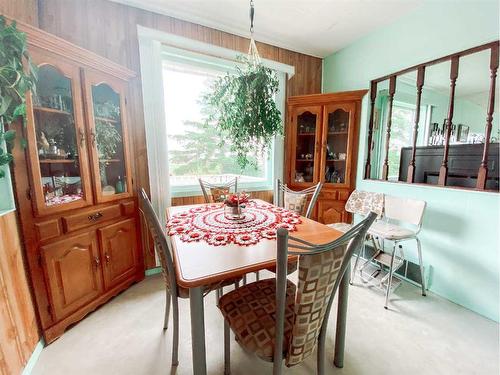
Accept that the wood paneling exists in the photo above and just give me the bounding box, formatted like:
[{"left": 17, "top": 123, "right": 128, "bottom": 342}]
[
  {"left": 37, "top": 0, "right": 321, "bottom": 267},
  {"left": 0, "top": 212, "right": 39, "bottom": 375},
  {"left": 0, "top": 0, "right": 38, "bottom": 26}
]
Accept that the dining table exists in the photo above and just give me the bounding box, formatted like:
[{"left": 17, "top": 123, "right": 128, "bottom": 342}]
[{"left": 166, "top": 199, "right": 350, "bottom": 375}]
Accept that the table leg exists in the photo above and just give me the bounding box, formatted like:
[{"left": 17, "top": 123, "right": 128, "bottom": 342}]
[
  {"left": 334, "top": 263, "right": 350, "bottom": 368},
  {"left": 190, "top": 286, "right": 207, "bottom": 375}
]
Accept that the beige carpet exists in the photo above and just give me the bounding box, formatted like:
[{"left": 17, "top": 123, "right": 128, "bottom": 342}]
[{"left": 32, "top": 271, "right": 499, "bottom": 375}]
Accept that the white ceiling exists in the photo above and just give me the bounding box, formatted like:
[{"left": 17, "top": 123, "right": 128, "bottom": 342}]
[{"left": 108, "top": 0, "right": 423, "bottom": 57}]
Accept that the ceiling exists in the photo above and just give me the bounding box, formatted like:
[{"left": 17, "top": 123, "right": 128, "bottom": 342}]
[{"left": 108, "top": 0, "right": 423, "bottom": 57}]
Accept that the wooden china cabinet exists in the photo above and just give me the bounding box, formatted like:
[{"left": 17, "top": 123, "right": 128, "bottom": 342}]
[
  {"left": 10, "top": 21, "right": 144, "bottom": 343},
  {"left": 286, "top": 90, "right": 367, "bottom": 224}
]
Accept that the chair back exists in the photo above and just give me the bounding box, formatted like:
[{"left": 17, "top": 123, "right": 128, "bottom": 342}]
[
  {"left": 274, "top": 211, "right": 377, "bottom": 367},
  {"left": 384, "top": 195, "right": 426, "bottom": 228},
  {"left": 198, "top": 177, "right": 238, "bottom": 203},
  {"left": 138, "top": 188, "right": 178, "bottom": 299},
  {"left": 274, "top": 179, "right": 323, "bottom": 219},
  {"left": 345, "top": 189, "right": 384, "bottom": 217}
]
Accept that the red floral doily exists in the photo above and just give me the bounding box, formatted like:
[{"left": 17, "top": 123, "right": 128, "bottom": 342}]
[{"left": 166, "top": 200, "right": 302, "bottom": 246}]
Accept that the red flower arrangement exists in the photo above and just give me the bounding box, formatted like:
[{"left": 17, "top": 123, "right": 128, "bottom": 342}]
[{"left": 224, "top": 192, "right": 250, "bottom": 207}]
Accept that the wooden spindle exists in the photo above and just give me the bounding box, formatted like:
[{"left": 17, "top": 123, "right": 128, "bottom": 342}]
[
  {"left": 438, "top": 57, "right": 459, "bottom": 186},
  {"left": 407, "top": 67, "right": 425, "bottom": 183},
  {"left": 381, "top": 76, "right": 396, "bottom": 180},
  {"left": 476, "top": 44, "right": 499, "bottom": 190},
  {"left": 364, "top": 81, "right": 377, "bottom": 179}
]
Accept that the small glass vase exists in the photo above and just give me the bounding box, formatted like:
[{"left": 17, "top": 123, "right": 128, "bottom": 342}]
[{"left": 224, "top": 204, "right": 244, "bottom": 220}]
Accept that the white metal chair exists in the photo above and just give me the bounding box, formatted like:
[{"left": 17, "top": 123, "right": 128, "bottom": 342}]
[
  {"left": 327, "top": 190, "right": 384, "bottom": 284},
  {"left": 360, "top": 195, "right": 427, "bottom": 308}
]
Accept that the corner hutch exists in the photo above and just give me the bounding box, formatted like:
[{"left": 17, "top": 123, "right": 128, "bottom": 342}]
[
  {"left": 10, "top": 20, "right": 144, "bottom": 343},
  {"left": 286, "top": 90, "right": 367, "bottom": 223}
]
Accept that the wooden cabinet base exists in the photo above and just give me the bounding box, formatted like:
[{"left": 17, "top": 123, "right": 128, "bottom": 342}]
[{"left": 43, "top": 275, "right": 142, "bottom": 344}]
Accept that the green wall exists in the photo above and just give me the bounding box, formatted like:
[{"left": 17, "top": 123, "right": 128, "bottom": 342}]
[{"left": 322, "top": 0, "right": 499, "bottom": 321}]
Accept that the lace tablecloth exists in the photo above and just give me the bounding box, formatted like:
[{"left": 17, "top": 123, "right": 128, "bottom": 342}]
[{"left": 166, "top": 200, "right": 302, "bottom": 246}]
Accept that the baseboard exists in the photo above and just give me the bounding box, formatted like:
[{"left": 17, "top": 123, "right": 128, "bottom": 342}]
[
  {"left": 145, "top": 267, "right": 162, "bottom": 276},
  {"left": 21, "top": 339, "right": 45, "bottom": 375}
]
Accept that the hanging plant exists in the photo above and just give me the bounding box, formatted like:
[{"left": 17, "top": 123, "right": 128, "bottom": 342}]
[
  {"left": 201, "top": 1, "right": 282, "bottom": 169},
  {"left": 202, "top": 57, "right": 282, "bottom": 169},
  {"left": 0, "top": 16, "right": 37, "bottom": 178}
]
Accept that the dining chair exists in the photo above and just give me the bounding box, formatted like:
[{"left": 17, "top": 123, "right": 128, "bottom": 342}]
[
  {"left": 218, "top": 211, "right": 377, "bottom": 375},
  {"left": 198, "top": 177, "right": 238, "bottom": 203},
  {"left": 274, "top": 179, "right": 323, "bottom": 219},
  {"left": 359, "top": 195, "right": 427, "bottom": 308},
  {"left": 138, "top": 188, "right": 241, "bottom": 367},
  {"left": 327, "top": 189, "right": 384, "bottom": 284},
  {"left": 261, "top": 179, "right": 324, "bottom": 278}
]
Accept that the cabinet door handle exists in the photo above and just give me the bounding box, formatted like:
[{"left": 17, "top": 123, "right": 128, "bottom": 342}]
[
  {"left": 94, "top": 256, "right": 101, "bottom": 268},
  {"left": 78, "top": 128, "right": 86, "bottom": 147},
  {"left": 88, "top": 212, "right": 103, "bottom": 221},
  {"left": 105, "top": 253, "right": 111, "bottom": 264}
]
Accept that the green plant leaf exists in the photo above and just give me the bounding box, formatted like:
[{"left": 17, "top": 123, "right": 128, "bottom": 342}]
[
  {"left": 3, "top": 129, "right": 15, "bottom": 142},
  {"left": 0, "top": 17, "right": 36, "bottom": 177}
]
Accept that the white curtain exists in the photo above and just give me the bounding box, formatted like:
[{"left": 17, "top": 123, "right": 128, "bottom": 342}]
[{"left": 138, "top": 36, "right": 171, "bottom": 228}]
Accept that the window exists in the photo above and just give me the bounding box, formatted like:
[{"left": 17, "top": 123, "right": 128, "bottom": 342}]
[{"left": 162, "top": 56, "right": 275, "bottom": 197}]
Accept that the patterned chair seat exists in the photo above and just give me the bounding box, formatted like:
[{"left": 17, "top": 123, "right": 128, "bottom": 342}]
[{"left": 218, "top": 278, "right": 296, "bottom": 362}]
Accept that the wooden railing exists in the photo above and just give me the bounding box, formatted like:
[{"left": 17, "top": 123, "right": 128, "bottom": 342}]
[{"left": 364, "top": 40, "right": 499, "bottom": 191}]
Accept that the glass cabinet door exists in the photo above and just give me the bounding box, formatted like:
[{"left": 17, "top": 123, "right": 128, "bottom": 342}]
[
  {"left": 26, "top": 50, "right": 93, "bottom": 215},
  {"left": 290, "top": 106, "right": 322, "bottom": 186},
  {"left": 83, "top": 70, "right": 132, "bottom": 202},
  {"left": 321, "top": 103, "right": 355, "bottom": 186}
]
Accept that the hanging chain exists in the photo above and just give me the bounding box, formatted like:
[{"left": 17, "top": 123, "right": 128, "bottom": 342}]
[
  {"left": 248, "top": 0, "right": 261, "bottom": 66},
  {"left": 249, "top": 0, "right": 255, "bottom": 35}
]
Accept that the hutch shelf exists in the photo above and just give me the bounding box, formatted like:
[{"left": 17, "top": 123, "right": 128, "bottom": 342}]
[
  {"left": 286, "top": 90, "right": 367, "bottom": 224},
  {"left": 10, "top": 20, "right": 144, "bottom": 343}
]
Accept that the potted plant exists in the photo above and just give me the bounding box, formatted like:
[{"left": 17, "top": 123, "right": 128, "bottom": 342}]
[{"left": 0, "top": 16, "right": 37, "bottom": 177}]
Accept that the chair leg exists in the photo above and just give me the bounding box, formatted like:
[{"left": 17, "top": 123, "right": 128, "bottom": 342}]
[
  {"left": 164, "top": 289, "right": 171, "bottom": 330},
  {"left": 349, "top": 242, "right": 364, "bottom": 285},
  {"left": 416, "top": 237, "right": 427, "bottom": 296},
  {"left": 171, "top": 295, "right": 180, "bottom": 366},
  {"left": 384, "top": 243, "right": 397, "bottom": 309},
  {"left": 317, "top": 329, "right": 326, "bottom": 375},
  {"left": 234, "top": 280, "right": 239, "bottom": 289},
  {"left": 243, "top": 274, "right": 247, "bottom": 285},
  {"left": 255, "top": 271, "right": 260, "bottom": 281},
  {"left": 224, "top": 320, "right": 231, "bottom": 375}
]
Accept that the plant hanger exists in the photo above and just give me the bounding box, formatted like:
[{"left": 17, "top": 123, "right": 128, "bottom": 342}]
[{"left": 247, "top": 0, "right": 261, "bottom": 67}]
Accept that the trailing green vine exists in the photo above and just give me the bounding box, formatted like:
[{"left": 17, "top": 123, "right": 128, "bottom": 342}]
[
  {"left": 0, "top": 15, "right": 37, "bottom": 178},
  {"left": 202, "top": 57, "right": 282, "bottom": 169}
]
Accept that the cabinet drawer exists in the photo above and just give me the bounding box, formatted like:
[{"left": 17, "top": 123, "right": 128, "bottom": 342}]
[{"left": 62, "top": 205, "right": 121, "bottom": 233}]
